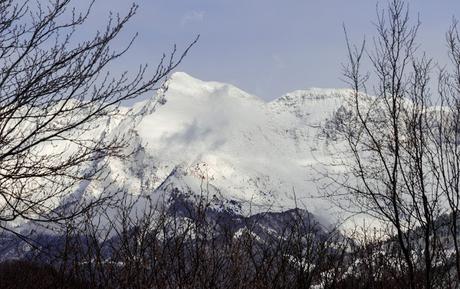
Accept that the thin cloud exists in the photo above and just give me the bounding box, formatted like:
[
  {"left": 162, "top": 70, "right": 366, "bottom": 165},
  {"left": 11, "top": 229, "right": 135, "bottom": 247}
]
[{"left": 181, "top": 10, "right": 205, "bottom": 26}]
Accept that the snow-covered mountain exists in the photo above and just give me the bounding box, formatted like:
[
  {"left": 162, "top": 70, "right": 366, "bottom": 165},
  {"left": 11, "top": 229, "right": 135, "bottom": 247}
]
[{"left": 70, "top": 72, "right": 351, "bottom": 226}]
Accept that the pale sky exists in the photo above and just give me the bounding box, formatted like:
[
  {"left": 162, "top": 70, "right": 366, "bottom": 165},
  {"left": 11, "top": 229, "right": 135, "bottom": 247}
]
[{"left": 79, "top": 0, "right": 460, "bottom": 100}]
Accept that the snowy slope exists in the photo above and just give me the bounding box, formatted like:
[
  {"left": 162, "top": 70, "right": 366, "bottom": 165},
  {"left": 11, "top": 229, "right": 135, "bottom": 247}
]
[
  {"left": 0, "top": 71, "right": 354, "bottom": 234},
  {"left": 72, "top": 72, "right": 352, "bottom": 226}
]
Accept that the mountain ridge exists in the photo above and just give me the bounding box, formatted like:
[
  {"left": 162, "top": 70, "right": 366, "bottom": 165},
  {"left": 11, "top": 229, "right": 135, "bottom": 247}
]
[
  {"left": 6, "top": 72, "right": 354, "bottom": 233},
  {"left": 104, "top": 72, "right": 350, "bottom": 224}
]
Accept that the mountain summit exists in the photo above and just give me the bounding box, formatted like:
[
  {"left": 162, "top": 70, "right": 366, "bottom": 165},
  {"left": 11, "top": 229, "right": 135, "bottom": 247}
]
[
  {"left": 78, "top": 72, "right": 348, "bottom": 224},
  {"left": 19, "top": 72, "right": 351, "bottom": 232}
]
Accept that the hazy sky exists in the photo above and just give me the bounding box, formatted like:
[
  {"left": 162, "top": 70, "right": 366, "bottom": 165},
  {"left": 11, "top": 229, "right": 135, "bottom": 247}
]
[{"left": 82, "top": 0, "right": 460, "bottom": 101}]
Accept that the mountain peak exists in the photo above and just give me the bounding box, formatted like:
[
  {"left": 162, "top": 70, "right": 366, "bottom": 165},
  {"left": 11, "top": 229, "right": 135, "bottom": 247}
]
[
  {"left": 166, "top": 72, "right": 263, "bottom": 103},
  {"left": 168, "top": 71, "right": 204, "bottom": 87}
]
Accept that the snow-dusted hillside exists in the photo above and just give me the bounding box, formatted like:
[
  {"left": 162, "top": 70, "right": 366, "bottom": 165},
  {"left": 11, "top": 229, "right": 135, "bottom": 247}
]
[{"left": 69, "top": 72, "right": 352, "bottom": 226}]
